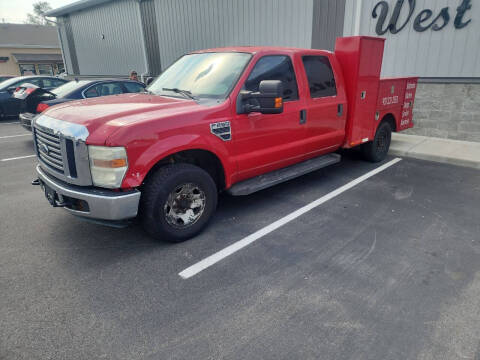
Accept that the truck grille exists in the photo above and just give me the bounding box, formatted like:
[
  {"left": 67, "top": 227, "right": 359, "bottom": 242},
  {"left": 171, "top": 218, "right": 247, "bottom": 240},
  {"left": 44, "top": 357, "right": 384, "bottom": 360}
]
[
  {"left": 33, "top": 115, "right": 92, "bottom": 186},
  {"left": 34, "top": 127, "right": 65, "bottom": 174}
]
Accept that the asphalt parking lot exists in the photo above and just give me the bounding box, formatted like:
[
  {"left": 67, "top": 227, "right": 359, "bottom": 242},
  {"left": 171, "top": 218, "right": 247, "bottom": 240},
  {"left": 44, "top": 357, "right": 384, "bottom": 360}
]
[{"left": 1, "top": 119, "right": 479, "bottom": 360}]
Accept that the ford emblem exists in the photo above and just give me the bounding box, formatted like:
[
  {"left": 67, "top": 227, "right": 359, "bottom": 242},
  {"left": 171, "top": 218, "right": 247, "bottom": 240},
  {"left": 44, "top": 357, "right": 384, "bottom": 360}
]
[{"left": 40, "top": 143, "right": 49, "bottom": 155}]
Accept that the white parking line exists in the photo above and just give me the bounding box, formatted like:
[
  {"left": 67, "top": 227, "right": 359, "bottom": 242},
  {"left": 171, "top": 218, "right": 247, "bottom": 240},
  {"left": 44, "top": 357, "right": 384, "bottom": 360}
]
[
  {"left": 0, "top": 121, "right": 20, "bottom": 125},
  {"left": 1, "top": 154, "right": 36, "bottom": 162},
  {"left": 179, "top": 157, "right": 403, "bottom": 279},
  {"left": 0, "top": 134, "right": 31, "bottom": 139}
]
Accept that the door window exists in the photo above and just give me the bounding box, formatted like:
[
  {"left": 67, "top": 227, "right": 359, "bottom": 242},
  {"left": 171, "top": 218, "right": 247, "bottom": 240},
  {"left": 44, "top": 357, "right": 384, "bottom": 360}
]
[
  {"left": 42, "top": 78, "right": 65, "bottom": 89},
  {"left": 244, "top": 55, "right": 299, "bottom": 101},
  {"left": 84, "top": 82, "right": 125, "bottom": 98},
  {"left": 302, "top": 56, "right": 337, "bottom": 98},
  {"left": 124, "top": 82, "right": 145, "bottom": 93},
  {"left": 20, "top": 78, "right": 43, "bottom": 87}
]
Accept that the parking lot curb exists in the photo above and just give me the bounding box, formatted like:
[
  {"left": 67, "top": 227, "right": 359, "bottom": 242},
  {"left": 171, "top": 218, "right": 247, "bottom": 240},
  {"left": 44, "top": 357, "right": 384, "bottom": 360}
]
[{"left": 390, "top": 133, "right": 480, "bottom": 170}]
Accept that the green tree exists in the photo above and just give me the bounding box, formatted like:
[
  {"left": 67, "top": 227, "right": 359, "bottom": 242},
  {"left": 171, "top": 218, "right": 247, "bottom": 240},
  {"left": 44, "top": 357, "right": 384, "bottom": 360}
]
[{"left": 25, "top": 1, "right": 53, "bottom": 26}]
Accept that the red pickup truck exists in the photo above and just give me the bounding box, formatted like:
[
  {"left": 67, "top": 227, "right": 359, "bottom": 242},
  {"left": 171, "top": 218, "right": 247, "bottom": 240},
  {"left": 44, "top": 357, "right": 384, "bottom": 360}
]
[{"left": 32, "top": 36, "right": 418, "bottom": 242}]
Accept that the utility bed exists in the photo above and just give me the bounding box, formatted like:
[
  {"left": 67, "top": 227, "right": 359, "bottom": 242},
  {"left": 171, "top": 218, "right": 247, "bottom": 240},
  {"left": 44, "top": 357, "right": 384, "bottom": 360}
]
[{"left": 334, "top": 36, "right": 418, "bottom": 148}]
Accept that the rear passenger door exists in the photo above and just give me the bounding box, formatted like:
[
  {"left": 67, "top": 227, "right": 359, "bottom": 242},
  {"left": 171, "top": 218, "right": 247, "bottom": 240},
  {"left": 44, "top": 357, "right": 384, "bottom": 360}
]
[{"left": 301, "top": 55, "right": 346, "bottom": 157}]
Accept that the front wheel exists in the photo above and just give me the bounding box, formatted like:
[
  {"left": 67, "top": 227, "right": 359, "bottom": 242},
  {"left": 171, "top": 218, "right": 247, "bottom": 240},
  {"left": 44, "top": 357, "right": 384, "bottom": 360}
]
[
  {"left": 362, "top": 122, "right": 392, "bottom": 163},
  {"left": 140, "top": 163, "right": 218, "bottom": 242}
]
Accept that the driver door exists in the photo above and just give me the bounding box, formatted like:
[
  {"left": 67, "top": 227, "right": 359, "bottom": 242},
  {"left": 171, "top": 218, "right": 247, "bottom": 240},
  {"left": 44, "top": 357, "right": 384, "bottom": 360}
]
[{"left": 232, "top": 55, "right": 307, "bottom": 181}]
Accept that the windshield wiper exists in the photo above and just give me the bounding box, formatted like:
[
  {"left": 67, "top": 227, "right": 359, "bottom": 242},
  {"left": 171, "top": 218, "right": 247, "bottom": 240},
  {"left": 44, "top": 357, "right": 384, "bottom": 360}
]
[{"left": 162, "top": 87, "right": 197, "bottom": 101}]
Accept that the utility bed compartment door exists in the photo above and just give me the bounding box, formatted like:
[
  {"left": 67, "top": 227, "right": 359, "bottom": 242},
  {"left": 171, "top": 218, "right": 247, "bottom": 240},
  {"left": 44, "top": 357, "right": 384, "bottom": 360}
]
[
  {"left": 376, "top": 77, "right": 418, "bottom": 131},
  {"left": 377, "top": 79, "right": 406, "bottom": 110},
  {"left": 399, "top": 78, "right": 418, "bottom": 130}
]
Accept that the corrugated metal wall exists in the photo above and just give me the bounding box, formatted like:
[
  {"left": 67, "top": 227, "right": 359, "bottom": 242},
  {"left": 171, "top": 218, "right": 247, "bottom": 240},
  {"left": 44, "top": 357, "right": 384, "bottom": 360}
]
[
  {"left": 68, "top": 0, "right": 147, "bottom": 76},
  {"left": 56, "top": 18, "right": 74, "bottom": 74},
  {"left": 343, "top": 0, "right": 480, "bottom": 78},
  {"left": 311, "top": 0, "right": 346, "bottom": 51},
  {"left": 63, "top": 16, "right": 80, "bottom": 74},
  {"left": 140, "top": 0, "right": 162, "bottom": 75},
  {"left": 154, "top": 0, "right": 314, "bottom": 69}
]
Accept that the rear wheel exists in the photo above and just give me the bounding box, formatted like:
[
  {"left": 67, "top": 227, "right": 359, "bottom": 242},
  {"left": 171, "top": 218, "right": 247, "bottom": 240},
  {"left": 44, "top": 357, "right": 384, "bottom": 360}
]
[
  {"left": 362, "top": 121, "right": 392, "bottom": 162},
  {"left": 140, "top": 163, "right": 218, "bottom": 242}
]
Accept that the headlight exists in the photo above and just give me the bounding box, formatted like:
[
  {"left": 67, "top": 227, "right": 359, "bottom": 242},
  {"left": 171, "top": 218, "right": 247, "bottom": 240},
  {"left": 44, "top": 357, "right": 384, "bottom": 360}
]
[{"left": 88, "top": 146, "right": 128, "bottom": 188}]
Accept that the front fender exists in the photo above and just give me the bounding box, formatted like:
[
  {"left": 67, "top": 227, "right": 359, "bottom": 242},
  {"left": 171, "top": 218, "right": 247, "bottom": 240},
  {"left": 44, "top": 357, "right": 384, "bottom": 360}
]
[{"left": 122, "top": 133, "right": 235, "bottom": 188}]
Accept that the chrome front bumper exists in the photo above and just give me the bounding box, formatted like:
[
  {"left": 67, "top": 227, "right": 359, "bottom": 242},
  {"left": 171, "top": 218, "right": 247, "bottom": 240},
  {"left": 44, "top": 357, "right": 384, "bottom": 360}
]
[{"left": 36, "top": 164, "right": 141, "bottom": 221}]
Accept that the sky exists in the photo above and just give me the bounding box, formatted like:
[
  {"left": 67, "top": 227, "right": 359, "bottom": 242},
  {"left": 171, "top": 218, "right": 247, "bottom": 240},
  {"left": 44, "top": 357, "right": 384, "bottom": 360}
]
[{"left": 0, "top": 0, "right": 76, "bottom": 24}]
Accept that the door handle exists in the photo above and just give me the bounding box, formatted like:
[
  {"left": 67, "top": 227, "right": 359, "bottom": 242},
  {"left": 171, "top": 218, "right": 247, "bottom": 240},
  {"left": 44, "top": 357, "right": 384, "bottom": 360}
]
[
  {"left": 300, "top": 109, "right": 307, "bottom": 124},
  {"left": 337, "top": 104, "right": 343, "bottom": 117}
]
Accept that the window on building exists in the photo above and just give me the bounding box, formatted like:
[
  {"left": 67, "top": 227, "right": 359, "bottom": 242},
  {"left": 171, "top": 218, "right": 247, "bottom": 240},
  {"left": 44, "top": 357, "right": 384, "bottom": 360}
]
[
  {"left": 244, "top": 56, "right": 299, "bottom": 101},
  {"left": 38, "top": 64, "right": 54, "bottom": 75},
  {"left": 19, "top": 64, "right": 36, "bottom": 75},
  {"left": 302, "top": 56, "right": 337, "bottom": 98},
  {"left": 124, "top": 82, "right": 145, "bottom": 93}
]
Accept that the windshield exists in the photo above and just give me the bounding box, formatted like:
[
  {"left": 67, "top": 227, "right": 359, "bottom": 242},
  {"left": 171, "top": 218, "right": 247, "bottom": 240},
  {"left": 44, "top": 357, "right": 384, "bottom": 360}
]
[
  {"left": 148, "top": 52, "right": 252, "bottom": 100},
  {"left": 51, "top": 80, "right": 90, "bottom": 98}
]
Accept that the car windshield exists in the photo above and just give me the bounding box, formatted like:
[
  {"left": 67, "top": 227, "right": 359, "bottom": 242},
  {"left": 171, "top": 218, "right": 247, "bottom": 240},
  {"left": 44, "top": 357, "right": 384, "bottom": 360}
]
[
  {"left": 148, "top": 52, "right": 252, "bottom": 100},
  {"left": 51, "top": 80, "right": 91, "bottom": 98}
]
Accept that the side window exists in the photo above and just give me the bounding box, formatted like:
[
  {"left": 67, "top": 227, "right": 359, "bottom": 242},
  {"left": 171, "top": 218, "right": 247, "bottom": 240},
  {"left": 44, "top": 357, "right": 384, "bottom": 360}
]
[
  {"left": 53, "top": 79, "right": 66, "bottom": 87},
  {"left": 84, "top": 86, "right": 100, "bottom": 98},
  {"left": 85, "top": 82, "right": 125, "bottom": 98},
  {"left": 27, "top": 78, "right": 43, "bottom": 87},
  {"left": 42, "top": 79, "right": 53, "bottom": 88},
  {"left": 43, "top": 79, "right": 63, "bottom": 89},
  {"left": 302, "top": 56, "right": 337, "bottom": 98},
  {"left": 244, "top": 55, "right": 299, "bottom": 101},
  {"left": 124, "top": 82, "right": 145, "bottom": 93}
]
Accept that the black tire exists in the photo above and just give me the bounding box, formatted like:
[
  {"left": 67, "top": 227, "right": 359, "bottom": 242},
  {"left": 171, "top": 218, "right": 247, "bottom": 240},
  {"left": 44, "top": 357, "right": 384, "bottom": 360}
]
[
  {"left": 140, "top": 163, "right": 218, "bottom": 242},
  {"left": 362, "top": 121, "right": 392, "bottom": 163}
]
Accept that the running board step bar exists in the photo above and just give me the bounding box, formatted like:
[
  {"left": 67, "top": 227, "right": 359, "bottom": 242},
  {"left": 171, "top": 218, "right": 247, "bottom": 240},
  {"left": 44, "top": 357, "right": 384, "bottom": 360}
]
[{"left": 227, "top": 153, "right": 341, "bottom": 196}]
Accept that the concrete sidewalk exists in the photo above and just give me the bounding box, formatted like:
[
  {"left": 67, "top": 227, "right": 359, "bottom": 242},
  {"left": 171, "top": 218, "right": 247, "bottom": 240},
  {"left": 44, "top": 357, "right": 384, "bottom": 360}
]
[{"left": 390, "top": 133, "right": 480, "bottom": 170}]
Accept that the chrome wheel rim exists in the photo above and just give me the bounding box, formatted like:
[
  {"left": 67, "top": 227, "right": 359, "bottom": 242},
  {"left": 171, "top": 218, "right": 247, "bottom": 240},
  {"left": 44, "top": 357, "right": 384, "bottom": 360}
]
[{"left": 164, "top": 183, "right": 206, "bottom": 229}]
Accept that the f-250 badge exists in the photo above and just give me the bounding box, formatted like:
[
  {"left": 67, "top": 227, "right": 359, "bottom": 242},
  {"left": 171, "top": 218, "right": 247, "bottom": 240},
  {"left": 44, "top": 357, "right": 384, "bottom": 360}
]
[{"left": 210, "top": 121, "right": 231, "bottom": 141}]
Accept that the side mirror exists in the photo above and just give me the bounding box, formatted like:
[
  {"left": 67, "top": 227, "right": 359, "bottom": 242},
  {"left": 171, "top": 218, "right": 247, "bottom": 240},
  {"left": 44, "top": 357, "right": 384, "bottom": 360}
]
[
  {"left": 238, "top": 80, "right": 284, "bottom": 114},
  {"left": 145, "top": 77, "right": 154, "bottom": 86}
]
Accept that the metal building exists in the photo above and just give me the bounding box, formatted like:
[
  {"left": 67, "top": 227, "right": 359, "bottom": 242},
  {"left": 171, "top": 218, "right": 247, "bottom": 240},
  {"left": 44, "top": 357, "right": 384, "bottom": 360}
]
[
  {"left": 47, "top": 0, "right": 479, "bottom": 142},
  {"left": 47, "top": 0, "right": 345, "bottom": 78}
]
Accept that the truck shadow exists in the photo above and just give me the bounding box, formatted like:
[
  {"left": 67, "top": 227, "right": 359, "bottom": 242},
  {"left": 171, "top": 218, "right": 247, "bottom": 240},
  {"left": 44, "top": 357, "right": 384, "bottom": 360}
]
[{"left": 49, "top": 152, "right": 389, "bottom": 270}]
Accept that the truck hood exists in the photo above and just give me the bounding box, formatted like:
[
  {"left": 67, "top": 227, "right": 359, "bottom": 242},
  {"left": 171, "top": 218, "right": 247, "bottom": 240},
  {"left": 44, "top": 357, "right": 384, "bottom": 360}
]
[{"left": 41, "top": 93, "right": 201, "bottom": 142}]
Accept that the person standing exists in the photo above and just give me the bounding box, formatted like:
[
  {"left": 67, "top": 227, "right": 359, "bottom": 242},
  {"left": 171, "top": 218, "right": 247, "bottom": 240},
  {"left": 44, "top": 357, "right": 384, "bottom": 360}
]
[{"left": 129, "top": 71, "right": 139, "bottom": 81}]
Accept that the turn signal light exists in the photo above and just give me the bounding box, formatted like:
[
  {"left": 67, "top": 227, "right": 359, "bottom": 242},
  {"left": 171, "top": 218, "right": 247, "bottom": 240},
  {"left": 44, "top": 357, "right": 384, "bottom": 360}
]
[
  {"left": 36, "top": 103, "right": 50, "bottom": 113},
  {"left": 274, "top": 97, "right": 283, "bottom": 108},
  {"left": 92, "top": 158, "right": 128, "bottom": 168}
]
